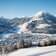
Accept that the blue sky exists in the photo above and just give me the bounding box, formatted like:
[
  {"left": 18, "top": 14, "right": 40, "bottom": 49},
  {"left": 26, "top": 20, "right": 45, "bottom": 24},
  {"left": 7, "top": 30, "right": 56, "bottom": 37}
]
[{"left": 0, "top": 0, "right": 56, "bottom": 18}]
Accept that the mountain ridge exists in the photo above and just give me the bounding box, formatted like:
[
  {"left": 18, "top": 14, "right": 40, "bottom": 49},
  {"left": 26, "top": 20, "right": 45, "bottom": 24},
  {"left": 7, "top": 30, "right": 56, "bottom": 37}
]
[{"left": 0, "top": 11, "right": 56, "bottom": 34}]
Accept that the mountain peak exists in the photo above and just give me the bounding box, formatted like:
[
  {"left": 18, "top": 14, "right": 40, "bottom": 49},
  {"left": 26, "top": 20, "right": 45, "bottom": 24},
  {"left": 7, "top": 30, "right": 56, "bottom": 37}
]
[
  {"left": 33, "top": 11, "right": 46, "bottom": 19},
  {"left": 35, "top": 11, "right": 45, "bottom": 16}
]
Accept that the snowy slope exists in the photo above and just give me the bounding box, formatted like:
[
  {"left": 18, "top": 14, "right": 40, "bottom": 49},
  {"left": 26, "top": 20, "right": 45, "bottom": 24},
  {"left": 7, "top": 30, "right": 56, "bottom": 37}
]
[
  {"left": 6, "top": 45, "right": 56, "bottom": 56},
  {"left": 7, "top": 11, "right": 56, "bottom": 34},
  {"left": 16, "top": 11, "right": 56, "bottom": 33}
]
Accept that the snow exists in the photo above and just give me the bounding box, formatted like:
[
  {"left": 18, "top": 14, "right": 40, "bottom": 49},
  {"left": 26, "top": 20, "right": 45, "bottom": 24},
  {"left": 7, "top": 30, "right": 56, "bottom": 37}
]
[
  {"left": 36, "top": 24, "right": 50, "bottom": 28},
  {"left": 30, "top": 33, "right": 56, "bottom": 37},
  {"left": 3, "top": 33, "right": 14, "bottom": 38},
  {"left": 34, "top": 11, "right": 44, "bottom": 16},
  {"left": 46, "top": 19, "right": 52, "bottom": 23},
  {"left": 5, "top": 45, "right": 56, "bottom": 56},
  {"left": 18, "top": 22, "right": 28, "bottom": 32},
  {"left": 32, "top": 11, "right": 45, "bottom": 19}
]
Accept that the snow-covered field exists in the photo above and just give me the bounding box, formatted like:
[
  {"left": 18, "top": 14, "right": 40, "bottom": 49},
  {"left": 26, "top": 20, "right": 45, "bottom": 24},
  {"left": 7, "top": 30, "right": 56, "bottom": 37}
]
[{"left": 1, "top": 45, "right": 56, "bottom": 56}]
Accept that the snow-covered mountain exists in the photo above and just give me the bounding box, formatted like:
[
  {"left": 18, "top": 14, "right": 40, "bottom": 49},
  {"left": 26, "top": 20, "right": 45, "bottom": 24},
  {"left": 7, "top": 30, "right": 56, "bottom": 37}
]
[
  {"left": 0, "top": 11, "right": 56, "bottom": 35},
  {"left": 11, "top": 11, "right": 56, "bottom": 34},
  {"left": 0, "top": 17, "right": 18, "bottom": 36}
]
